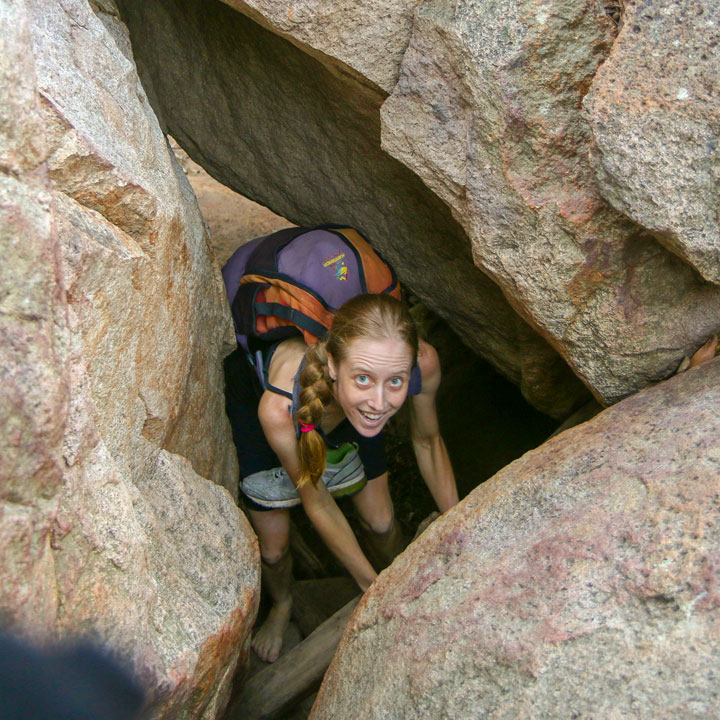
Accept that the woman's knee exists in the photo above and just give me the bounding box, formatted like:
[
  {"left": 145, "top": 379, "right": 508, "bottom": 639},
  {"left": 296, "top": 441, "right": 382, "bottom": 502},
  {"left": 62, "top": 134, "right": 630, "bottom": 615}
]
[
  {"left": 360, "top": 510, "right": 395, "bottom": 535},
  {"left": 353, "top": 474, "right": 395, "bottom": 534},
  {"left": 248, "top": 509, "right": 290, "bottom": 563},
  {"left": 260, "top": 543, "right": 290, "bottom": 565}
]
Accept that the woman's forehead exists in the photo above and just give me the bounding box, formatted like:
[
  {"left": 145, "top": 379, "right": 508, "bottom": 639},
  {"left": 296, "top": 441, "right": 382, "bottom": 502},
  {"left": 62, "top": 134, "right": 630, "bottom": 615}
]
[{"left": 341, "top": 337, "right": 414, "bottom": 371}]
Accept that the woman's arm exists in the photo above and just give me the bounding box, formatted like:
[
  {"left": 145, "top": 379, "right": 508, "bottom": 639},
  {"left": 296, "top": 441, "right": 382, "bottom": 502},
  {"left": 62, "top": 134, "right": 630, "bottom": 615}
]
[
  {"left": 408, "top": 340, "right": 459, "bottom": 513},
  {"left": 259, "top": 390, "right": 377, "bottom": 591}
]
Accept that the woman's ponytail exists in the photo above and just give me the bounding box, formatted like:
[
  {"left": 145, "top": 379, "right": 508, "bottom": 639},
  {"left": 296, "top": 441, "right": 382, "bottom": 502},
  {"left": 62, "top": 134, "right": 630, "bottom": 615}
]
[{"left": 295, "top": 338, "right": 334, "bottom": 488}]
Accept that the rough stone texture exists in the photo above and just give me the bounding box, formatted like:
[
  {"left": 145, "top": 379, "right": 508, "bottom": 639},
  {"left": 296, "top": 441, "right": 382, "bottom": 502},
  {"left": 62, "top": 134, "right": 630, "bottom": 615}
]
[
  {"left": 1, "top": 0, "right": 71, "bottom": 643},
  {"left": 220, "top": 0, "right": 418, "bottom": 93},
  {"left": 584, "top": 0, "right": 720, "bottom": 285},
  {"left": 54, "top": 449, "right": 258, "bottom": 720},
  {"left": 381, "top": 0, "right": 720, "bottom": 405},
  {"left": 312, "top": 358, "right": 720, "bottom": 720},
  {"left": 116, "top": 0, "right": 591, "bottom": 419},
  {"left": 0, "top": 1, "right": 259, "bottom": 717},
  {"left": 171, "top": 139, "right": 290, "bottom": 267}
]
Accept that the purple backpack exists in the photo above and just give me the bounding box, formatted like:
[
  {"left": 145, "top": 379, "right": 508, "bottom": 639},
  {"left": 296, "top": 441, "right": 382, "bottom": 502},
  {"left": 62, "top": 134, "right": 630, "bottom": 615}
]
[{"left": 222, "top": 224, "right": 400, "bottom": 351}]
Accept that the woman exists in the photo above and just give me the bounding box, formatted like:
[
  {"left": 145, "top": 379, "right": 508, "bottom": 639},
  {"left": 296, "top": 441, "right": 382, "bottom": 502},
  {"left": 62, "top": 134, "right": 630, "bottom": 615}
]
[{"left": 225, "top": 292, "right": 458, "bottom": 662}]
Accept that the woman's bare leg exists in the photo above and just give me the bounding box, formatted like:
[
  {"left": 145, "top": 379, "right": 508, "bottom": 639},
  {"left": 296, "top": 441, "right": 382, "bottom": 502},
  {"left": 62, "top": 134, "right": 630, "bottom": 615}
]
[
  {"left": 248, "top": 507, "right": 293, "bottom": 663},
  {"left": 352, "top": 473, "right": 406, "bottom": 571}
]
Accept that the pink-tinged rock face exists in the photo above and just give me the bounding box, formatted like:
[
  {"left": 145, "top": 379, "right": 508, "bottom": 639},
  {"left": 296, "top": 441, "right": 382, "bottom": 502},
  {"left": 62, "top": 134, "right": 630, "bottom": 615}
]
[
  {"left": 380, "top": 0, "right": 720, "bottom": 406},
  {"left": 1, "top": 1, "right": 259, "bottom": 718},
  {"left": 0, "top": 173, "right": 68, "bottom": 637},
  {"left": 585, "top": 0, "right": 720, "bottom": 286},
  {"left": 312, "top": 358, "right": 720, "bottom": 719}
]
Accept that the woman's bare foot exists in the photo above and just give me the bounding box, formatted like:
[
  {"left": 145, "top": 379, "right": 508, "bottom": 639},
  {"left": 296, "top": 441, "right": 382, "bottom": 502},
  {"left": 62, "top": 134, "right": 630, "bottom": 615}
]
[{"left": 252, "top": 597, "right": 292, "bottom": 663}]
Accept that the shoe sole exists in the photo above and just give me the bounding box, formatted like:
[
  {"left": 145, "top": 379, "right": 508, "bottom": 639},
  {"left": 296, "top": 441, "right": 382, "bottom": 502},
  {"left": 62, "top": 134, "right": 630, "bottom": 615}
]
[{"left": 241, "top": 459, "right": 366, "bottom": 509}]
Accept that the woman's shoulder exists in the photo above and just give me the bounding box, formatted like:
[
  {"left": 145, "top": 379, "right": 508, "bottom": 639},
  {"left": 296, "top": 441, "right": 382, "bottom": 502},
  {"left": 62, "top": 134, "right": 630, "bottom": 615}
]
[
  {"left": 259, "top": 338, "right": 307, "bottom": 434},
  {"left": 416, "top": 339, "right": 441, "bottom": 394},
  {"left": 266, "top": 337, "right": 308, "bottom": 393},
  {"left": 259, "top": 388, "right": 295, "bottom": 437}
]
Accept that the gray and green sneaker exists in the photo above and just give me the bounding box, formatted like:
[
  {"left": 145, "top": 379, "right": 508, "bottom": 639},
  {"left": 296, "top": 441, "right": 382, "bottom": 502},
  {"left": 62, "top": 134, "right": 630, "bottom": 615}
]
[{"left": 240, "top": 442, "right": 366, "bottom": 509}]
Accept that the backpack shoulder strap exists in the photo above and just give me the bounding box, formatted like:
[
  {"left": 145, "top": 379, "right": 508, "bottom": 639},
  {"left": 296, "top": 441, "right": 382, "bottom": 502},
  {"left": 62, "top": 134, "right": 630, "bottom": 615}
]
[
  {"left": 248, "top": 342, "right": 294, "bottom": 401},
  {"left": 253, "top": 300, "right": 328, "bottom": 340}
]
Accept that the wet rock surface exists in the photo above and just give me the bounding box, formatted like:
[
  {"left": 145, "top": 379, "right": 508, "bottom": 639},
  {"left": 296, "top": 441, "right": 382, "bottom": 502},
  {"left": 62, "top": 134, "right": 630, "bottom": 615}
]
[
  {"left": 312, "top": 358, "right": 720, "bottom": 719},
  {"left": 0, "top": 2, "right": 259, "bottom": 717}
]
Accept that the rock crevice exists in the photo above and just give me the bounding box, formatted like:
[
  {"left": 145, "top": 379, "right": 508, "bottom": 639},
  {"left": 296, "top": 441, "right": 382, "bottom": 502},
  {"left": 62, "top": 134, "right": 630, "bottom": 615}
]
[{"left": 117, "top": 0, "right": 592, "bottom": 418}]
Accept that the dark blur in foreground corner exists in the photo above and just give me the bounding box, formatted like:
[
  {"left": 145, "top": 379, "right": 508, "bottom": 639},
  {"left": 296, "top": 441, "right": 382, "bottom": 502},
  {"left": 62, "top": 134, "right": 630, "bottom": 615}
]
[{"left": 0, "top": 632, "right": 146, "bottom": 720}]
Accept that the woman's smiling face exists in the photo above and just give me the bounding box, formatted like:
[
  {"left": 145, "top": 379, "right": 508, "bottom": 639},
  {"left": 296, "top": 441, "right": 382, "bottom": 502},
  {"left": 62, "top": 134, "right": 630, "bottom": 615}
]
[{"left": 328, "top": 336, "right": 414, "bottom": 437}]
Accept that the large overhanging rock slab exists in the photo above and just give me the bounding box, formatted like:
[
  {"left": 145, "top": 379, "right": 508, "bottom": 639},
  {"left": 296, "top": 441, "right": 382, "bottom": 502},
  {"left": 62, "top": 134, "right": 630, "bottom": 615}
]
[
  {"left": 116, "top": 0, "right": 590, "bottom": 418},
  {"left": 1, "top": 1, "right": 259, "bottom": 717},
  {"left": 312, "top": 358, "right": 720, "bottom": 719},
  {"left": 381, "top": 0, "right": 720, "bottom": 404},
  {"left": 584, "top": 0, "right": 720, "bottom": 285},
  {"left": 219, "top": 0, "right": 418, "bottom": 93}
]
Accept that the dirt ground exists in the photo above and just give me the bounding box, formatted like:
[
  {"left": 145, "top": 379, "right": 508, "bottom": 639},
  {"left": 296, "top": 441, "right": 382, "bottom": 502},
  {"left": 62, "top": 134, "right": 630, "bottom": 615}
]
[{"left": 171, "top": 137, "right": 291, "bottom": 266}]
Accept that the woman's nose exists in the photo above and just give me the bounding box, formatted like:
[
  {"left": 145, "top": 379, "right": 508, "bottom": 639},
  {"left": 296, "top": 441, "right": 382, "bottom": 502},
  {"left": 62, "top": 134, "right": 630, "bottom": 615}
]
[{"left": 367, "top": 384, "right": 385, "bottom": 410}]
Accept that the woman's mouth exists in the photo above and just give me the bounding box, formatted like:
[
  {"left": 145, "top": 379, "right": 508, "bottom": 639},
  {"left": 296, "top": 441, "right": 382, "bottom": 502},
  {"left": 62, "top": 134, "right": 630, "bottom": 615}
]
[{"left": 358, "top": 409, "right": 385, "bottom": 424}]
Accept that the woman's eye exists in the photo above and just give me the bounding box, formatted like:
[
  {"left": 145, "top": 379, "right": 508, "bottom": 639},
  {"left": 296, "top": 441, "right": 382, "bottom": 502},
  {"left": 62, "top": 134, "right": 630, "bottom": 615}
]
[
  {"left": 388, "top": 377, "right": 404, "bottom": 388},
  {"left": 355, "top": 375, "right": 370, "bottom": 386}
]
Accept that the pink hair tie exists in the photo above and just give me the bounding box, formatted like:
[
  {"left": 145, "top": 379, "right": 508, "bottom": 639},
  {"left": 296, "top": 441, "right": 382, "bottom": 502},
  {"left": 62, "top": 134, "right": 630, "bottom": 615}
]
[{"left": 299, "top": 421, "right": 315, "bottom": 433}]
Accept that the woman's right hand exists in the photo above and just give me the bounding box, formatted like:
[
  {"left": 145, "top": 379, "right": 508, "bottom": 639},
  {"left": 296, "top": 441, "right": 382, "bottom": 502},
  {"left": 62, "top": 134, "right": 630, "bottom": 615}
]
[
  {"left": 299, "top": 481, "right": 378, "bottom": 591},
  {"left": 260, "top": 389, "right": 378, "bottom": 590}
]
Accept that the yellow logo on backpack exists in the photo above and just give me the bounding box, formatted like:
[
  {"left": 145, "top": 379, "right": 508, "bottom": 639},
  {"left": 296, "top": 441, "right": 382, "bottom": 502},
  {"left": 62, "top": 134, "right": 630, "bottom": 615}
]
[{"left": 323, "top": 252, "right": 348, "bottom": 281}]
